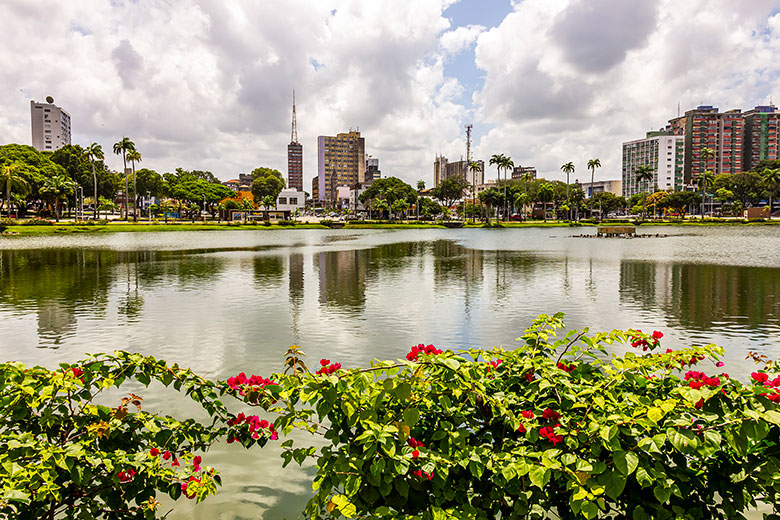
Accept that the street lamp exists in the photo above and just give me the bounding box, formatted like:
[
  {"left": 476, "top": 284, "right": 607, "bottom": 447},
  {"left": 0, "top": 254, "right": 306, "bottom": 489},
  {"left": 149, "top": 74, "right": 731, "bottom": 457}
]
[
  {"left": 147, "top": 191, "right": 151, "bottom": 222},
  {"left": 77, "top": 185, "right": 83, "bottom": 221}
]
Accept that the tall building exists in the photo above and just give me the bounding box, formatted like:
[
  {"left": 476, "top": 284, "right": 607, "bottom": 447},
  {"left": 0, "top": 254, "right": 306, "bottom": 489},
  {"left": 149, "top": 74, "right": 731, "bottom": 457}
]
[
  {"left": 511, "top": 166, "right": 537, "bottom": 180},
  {"left": 433, "top": 156, "right": 484, "bottom": 187},
  {"left": 621, "top": 130, "right": 684, "bottom": 198},
  {"left": 668, "top": 105, "right": 743, "bottom": 184},
  {"left": 743, "top": 105, "right": 779, "bottom": 171},
  {"left": 30, "top": 98, "right": 71, "bottom": 152},
  {"left": 366, "top": 155, "right": 381, "bottom": 184},
  {"left": 287, "top": 92, "right": 303, "bottom": 191},
  {"left": 317, "top": 130, "right": 365, "bottom": 204}
]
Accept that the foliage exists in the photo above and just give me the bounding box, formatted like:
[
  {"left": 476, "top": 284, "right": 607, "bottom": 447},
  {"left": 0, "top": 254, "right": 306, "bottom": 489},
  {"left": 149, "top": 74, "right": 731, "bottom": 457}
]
[
  {"left": 663, "top": 191, "right": 701, "bottom": 219},
  {"left": 250, "top": 168, "right": 285, "bottom": 207},
  {"left": 419, "top": 197, "right": 444, "bottom": 219},
  {"left": 591, "top": 192, "right": 625, "bottom": 216},
  {"left": 0, "top": 144, "right": 66, "bottom": 194},
  {"left": 9, "top": 317, "right": 780, "bottom": 519},
  {"left": 360, "top": 177, "right": 418, "bottom": 208},
  {"left": 430, "top": 176, "right": 469, "bottom": 209}
]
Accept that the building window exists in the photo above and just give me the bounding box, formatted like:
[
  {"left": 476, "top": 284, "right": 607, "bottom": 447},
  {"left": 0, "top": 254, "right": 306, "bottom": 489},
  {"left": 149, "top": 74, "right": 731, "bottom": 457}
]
[
  {"left": 289, "top": 198, "right": 297, "bottom": 205},
  {"left": 278, "top": 197, "right": 287, "bottom": 205}
]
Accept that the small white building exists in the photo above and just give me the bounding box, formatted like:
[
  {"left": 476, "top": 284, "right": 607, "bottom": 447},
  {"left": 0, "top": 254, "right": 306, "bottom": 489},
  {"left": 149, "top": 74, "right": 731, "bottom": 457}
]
[{"left": 276, "top": 189, "right": 305, "bottom": 213}]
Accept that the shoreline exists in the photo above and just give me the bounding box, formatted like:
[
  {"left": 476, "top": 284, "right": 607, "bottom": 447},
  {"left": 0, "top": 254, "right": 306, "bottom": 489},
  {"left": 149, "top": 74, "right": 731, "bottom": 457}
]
[{"left": 3, "top": 219, "right": 780, "bottom": 236}]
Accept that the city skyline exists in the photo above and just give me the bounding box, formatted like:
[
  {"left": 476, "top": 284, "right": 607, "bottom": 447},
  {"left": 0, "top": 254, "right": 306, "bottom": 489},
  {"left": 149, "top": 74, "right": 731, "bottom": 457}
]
[{"left": 2, "top": 1, "right": 780, "bottom": 188}]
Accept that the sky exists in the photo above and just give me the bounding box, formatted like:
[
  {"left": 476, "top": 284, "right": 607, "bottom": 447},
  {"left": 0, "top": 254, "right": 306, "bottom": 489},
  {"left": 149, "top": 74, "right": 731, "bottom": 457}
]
[{"left": 3, "top": 0, "right": 780, "bottom": 188}]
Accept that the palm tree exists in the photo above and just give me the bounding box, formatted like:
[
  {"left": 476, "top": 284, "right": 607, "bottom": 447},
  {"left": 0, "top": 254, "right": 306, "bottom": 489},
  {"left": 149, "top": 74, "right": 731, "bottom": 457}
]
[
  {"left": 699, "top": 147, "right": 716, "bottom": 220},
  {"left": 514, "top": 192, "right": 530, "bottom": 221},
  {"left": 499, "top": 156, "right": 514, "bottom": 220},
  {"left": 586, "top": 158, "right": 601, "bottom": 217},
  {"left": 113, "top": 137, "right": 135, "bottom": 219},
  {"left": 126, "top": 149, "right": 142, "bottom": 222},
  {"left": 1, "top": 162, "right": 29, "bottom": 219},
  {"left": 561, "top": 162, "right": 575, "bottom": 220},
  {"left": 489, "top": 154, "right": 505, "bottom": 218},
  {"left": 416, "top": 179, "right": 425, "bottom": 220},
  {"left": 373, "top": 198, "right": 389, "bottom": 220},
  {"left": 40, "top": 175, "right": 76, "bottom": 221},
  {"left": 537, "top": 183, "right": 554, "bottom": 222},
  {"left": 635, "top": 165, "right": 654, "bottom": 220},
  {"left": 761, "top": 168, "right": 780, "bottom": 219},
  {"left": 468, "top": 161, "right": 483, "bottom": 223},
  {"left": 84, "top": 143, "right": 104, "bottom": 220}
]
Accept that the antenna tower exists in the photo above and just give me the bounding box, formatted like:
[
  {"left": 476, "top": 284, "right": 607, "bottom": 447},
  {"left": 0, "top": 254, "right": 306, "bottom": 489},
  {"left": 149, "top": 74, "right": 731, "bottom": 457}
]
[
  {"left": 291, "top": 90, "right": 298, "bottom": 144},
  {"left": 465, "top": 124, "right": 472, "bottom": 163}
]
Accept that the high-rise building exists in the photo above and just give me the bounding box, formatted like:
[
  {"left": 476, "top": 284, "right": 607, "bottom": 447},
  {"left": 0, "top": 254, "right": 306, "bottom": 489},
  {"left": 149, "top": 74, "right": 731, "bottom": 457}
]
[
  {"left": 743, "top": 105, "right": 779, "bottom": 171},
  {"left": 511, "top": 166, "right": 537, "bottom": 180},
  {"left": 287, "top": 92, "right": 303, "bottom": 191},
  {"left": 621, "top": 130, "right": 684, "bottom": 198},
  {"left": 433, "top": 156, "right": 484, "bottom": 187},
  {"left": 30, "top": 98, "right": 71, "bottom": 152},
  {"left": 317, "top": 130, "right": 365, "bottom": 203},
  {"left": 366, "top": 156, "right": 381, "bottom": 184},
  {"left": 669, "top": 105, "right": 743, "bottom": 185}
]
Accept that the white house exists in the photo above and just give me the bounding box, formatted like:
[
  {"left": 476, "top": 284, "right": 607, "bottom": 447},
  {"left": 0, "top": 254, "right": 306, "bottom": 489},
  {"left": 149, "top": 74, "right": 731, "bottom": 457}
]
[{"left": 276, "top": 189, "right": 305, "bottom": 213}]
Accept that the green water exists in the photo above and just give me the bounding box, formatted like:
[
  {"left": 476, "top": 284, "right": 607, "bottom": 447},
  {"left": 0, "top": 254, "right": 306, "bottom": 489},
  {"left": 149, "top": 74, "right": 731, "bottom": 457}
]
[{"left": 1, "top": 226, "right": 779, "bottom": 518}]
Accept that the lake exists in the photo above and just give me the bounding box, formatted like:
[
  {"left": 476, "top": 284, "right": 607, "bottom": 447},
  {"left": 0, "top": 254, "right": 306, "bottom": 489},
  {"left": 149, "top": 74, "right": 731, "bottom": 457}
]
[{"left": 2, "top": 226, "right": 779, "bottom": 518}]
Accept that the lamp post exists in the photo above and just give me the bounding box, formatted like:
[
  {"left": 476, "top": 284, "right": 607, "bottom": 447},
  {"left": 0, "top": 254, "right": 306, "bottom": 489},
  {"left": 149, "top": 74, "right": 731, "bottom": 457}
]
[
  {"left": 147, "top": 191, "right": 151, "bottom": 222},
  {"left": 77, "top": 185, "right": 83, "bottom": 221}
]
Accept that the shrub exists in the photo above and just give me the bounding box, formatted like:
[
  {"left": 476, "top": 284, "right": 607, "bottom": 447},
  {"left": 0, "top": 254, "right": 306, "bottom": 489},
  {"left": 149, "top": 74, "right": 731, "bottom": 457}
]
[
  {"left": 19, "top": 217, "right": 54, "bottom": 226},
  {"left": 5, "top": 316, "right": 780, "bottom": 519},
  {"left": 277, "top": 219, "right": 296, "bottom": 226}
]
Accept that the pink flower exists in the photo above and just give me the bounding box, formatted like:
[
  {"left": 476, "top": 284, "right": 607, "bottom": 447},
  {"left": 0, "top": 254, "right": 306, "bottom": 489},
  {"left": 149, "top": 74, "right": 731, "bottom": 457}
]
[
  {"left": 412, "top": 449, "right": 419, "bottom": 459},
  {"left": 716, "top": 362, "right": 724, "bottom": 368},
  {"left": 117, "top": 469, "right": 135, "bottom": 483}
]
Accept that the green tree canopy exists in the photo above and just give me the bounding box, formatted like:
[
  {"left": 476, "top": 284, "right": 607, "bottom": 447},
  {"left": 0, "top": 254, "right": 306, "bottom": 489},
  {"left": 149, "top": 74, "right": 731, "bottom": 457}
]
[
  {"left": 0, "top": 144, "right": 66, "bottom": 193},
  {"left": 430, "top": 176, "right": 468, "bottom": 208},
  {"left": 250, "top": 168, "right": 285, "bottom": 206},
  {"left": 359, "top": 177, "right": 418, "bottom": 207}
]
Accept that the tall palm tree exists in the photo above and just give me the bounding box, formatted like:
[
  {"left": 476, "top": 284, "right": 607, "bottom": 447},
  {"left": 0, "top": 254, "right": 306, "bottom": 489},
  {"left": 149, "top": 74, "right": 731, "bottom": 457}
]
[
  {"left": 699, "top": 147, "right": 716, "bottom": 220},
  {"left": 499, "top": 156, "right": 514, "bottom": 220},
  {"left": 468, "top": 161, "right": 482, "bottom": 223},
  {"left": 561, "top": 162, "right": 575, "bottom": 220},
  {"left": 761, "top": 168, "right": 780, "bottom": 219},
  {"left": 1, "top": 162, "right": 29, "bottom": 219},
  {"left": 635, "top": 165, "right": 654, "bottom": 220},
  {"left": 40, "top": 175, "right": 76, "bottom": 222},
  {"left": 85, "top": 143, "right": 104, "bottom": 220},
  {"left": 537, "top": 183, "right": 554, "bottom": 222},
  {"left": 126, "top": 149, "right": 142, "bottom": 222},
  {"left": 113, "top": 137, "right": 135, "bottom": 219},
  {"left": 586, "top": 158, "right": 601, "bottom": 217}
]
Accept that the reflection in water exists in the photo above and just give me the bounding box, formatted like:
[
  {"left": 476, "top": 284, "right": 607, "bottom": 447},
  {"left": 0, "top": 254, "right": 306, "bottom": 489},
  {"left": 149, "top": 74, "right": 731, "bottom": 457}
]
[{"left": 317, "top": 250, "right": 368, "bottom": 311}]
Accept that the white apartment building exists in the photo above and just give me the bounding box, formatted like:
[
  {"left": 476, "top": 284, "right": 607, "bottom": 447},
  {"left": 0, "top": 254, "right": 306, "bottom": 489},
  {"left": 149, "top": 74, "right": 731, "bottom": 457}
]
[
  {"left": 30, "top": 99, "right": 71, "bottom": 152},
  {"left": 621, "top": 131, "right": 684, "bottom": 198},
  {"left": 276, "top": 189, "right": 305, "bottom": 213}
]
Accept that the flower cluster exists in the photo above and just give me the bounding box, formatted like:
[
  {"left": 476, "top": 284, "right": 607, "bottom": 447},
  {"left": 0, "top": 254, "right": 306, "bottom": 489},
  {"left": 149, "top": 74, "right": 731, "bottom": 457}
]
[
  {"left": 227, "top": 412, "right": 278, "bottom": 441},
  {"left": 70, "top": 367, "right": 84, "bottom": 380},
  {"left": 684, "top": 371, "right": 722, "bottom": 389},
  {"left": 524, "top": 370, "right": 534, "bottom": 383},
  {"left": 181, "top": 476, "right": 200, "bottom": 499},
  {"left": 486, "top": 359, "right": 503, "bottom": 369},
  {"left": 117, "top": 469, "right": 135, "bottom": 483},
  {"left": 630, "top": 330, "right": 664, "bottom": 351},
  {"left": 556, "top": 362, "right": 575, "bottom": 373},
  {"left": 752, "top": 372, "right": 780, "bottom": 402},
  {"left": 406, "top": 344, "right": 443, "bottom": 362},
  {"left": 316, "top": 359, "right": 342, "bottom": 375},
  {"left": 407, "top": 437, "right": 425, "bottom": 448},
  {"left": 539, "top": 425, "right": 563, "bottom": 445},
  {"left": 413, "top": 470, "right": 433, "bottom": 480},
  {"left": 542, "top": 408, "right": 560, "bottom": 421},
  {"left": 226, "top": 372, "right": 276, "bottom": 396}
]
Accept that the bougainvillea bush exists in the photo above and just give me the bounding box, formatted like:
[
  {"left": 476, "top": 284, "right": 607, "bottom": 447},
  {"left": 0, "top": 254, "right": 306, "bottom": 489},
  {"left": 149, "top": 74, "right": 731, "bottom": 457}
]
[{"left": 4, "top": 314, "right": 780, "bottom": 519}]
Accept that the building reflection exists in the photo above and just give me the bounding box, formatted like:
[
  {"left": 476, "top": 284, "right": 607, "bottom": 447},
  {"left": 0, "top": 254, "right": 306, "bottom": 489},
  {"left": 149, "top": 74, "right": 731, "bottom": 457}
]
[{"left": 316, "top": 250, "right": 368, "bottom": 311}]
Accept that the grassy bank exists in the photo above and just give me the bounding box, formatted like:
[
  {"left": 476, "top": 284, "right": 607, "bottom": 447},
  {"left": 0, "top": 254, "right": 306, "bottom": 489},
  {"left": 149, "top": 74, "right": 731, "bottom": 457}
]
[{"left": 3, "top": 219, "right": 780, "bottom": 236}]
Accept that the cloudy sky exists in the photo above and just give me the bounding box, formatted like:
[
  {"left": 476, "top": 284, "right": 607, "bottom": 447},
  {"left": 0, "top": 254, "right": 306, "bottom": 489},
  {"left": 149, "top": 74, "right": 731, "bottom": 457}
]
[{"left": 2, "top": 0, "right": 780, "bottom": 188}]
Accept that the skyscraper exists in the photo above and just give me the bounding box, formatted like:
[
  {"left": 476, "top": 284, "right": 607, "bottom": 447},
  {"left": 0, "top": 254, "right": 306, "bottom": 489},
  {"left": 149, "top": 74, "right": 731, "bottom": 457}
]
[
  {"left": 743, "top": 105, "right": 779, "bottom": 171},
  {"left": 30, "top": 98, "right": 71, "bottom": 152},
  {"left": 287, "top": 91, "right": 303, "bottom": 191},
  {"left": 317, "top": 130, "right": 365, "bottom": 204},
  {"left": 621, "top": 130, "right": 684, "bottom": 198}
]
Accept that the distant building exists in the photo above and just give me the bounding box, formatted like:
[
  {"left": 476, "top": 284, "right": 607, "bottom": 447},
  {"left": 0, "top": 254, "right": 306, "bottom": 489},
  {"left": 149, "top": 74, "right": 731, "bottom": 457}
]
[
  {"left": 433, "top": 156, "right": 484, "bottom": 187},
  {"left": 578, "top": 179, "right": 623, "bottom": 197},
  {"left": 622, "top": 130, "right": 684, "bottom": 198},
  {"left": 511, "top": 166, "right": 537, "bottom": 180},
  {"left": 276, "top": 189, "right": 305, "bottom": 213},
  {"left": 742, "top": 105, "right": 780, "bottom": 171},
  {"left": 312, "top": 175, "right": 319, "bottom": 202},
  {"left": 30, "top": 98, "right": 71, "bottom": 152},
  {"left": 366, "top": 155, "right": 381, "bottom": 184},
  {"left": 317, "top": 130, "right": 366, "bottom": 204},
  {"left": 287, "top": 93, "right": 303, "bottom": 191},
  {"left": 223, "top": 179, "right": 240, "bottom": 191}
]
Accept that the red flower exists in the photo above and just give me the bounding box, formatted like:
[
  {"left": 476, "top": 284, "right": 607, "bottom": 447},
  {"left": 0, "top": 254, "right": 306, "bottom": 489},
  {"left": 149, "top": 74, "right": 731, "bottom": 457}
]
[
  {"left": 542, "top": 408, "right": 560, "bottom": 421},
  {"left": 162, "top": 451, "right": 171, "bottom": 460},
  {"left": 413, "top": 470, "right": 433, "bottom": 480},
  {"left": 716, "top": 362, "right": 724, "bottom": 368},
  {"left": 149, "top": 448, "right": 159, "bottom": 457},
  {"left": 172, "top": 458, "right": 180, "bottom": 467},
  {"left": 117, "top": 469, "right": 135, "bottom": 483},
  {"left": 652, "top": 331, "right": 663, "bottom": 340},
  {"left": 521, "top": 410, "right": 534, "bottom": 419},
  {"left": 752, "top": 372, "right": 769, "bottom": 384},
  {"left": 70, "top": 367, "right": 84, "bottom": 379},
  {"left": 487, "top": 359, "right": 503, "bottom": 369},
  {"left": 517, "top": 424, "right": 527, "bottom": 433},
  {"left": 193, "top": 456, "right": 202, "bottom": 468},
  {"left": 407, "top": 437, "right": 425, "bottom": 448},
  {"left": 524, "top": 371, "right": 534, "bottom": 382},
  {"left": 412, "top": 449, "right": 419, "bottom": 459},
  {"left": 320, "top": 359, "right": 330, "bottom": 367},
  {"left": 556, "top": 362, "right": 575, "bottom": 373},
  {"left": 688, "top": 380, "right": 704, "bottom": 389},
  {"left": 694, "top": 398, "right": 704, "bottom": 409}
]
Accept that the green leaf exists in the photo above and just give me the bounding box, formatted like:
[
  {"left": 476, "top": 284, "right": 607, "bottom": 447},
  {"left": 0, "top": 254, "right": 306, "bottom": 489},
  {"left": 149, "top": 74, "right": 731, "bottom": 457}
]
[
  {"left": 394, "top": 382, "right": 412, "bottom": 401},
  {"left": 604, "top": 470, "right": 627, "bottom": 499},
  {"left": 612, "top": 451, "right": 638, "bottom": 476},
  {"left": 647, "top": 407, "right": 664, "bottom": 423},
  {"left": 635, "top": 467, "right": 653, "bottom": 488},
  {"left": 442, "top": 358, "right": 460, "bottom": 371},
  {"left": 528, "top": 466, "right": 550, "bottom": 489},
  {"left": 403, "top": 408, "right": 420, "bottom": 427},
  {"left": 653, "top": 484, "right": 672, "bottom": 503}
]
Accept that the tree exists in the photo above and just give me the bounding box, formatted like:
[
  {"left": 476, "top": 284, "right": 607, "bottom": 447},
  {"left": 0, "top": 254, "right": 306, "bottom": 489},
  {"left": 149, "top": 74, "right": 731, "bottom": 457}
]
[
  {"left": 468, "top": 161, "right": 483, "bottom": 223},
  {"left": 416, "top": 180, "right": 426, "bottom": 219},
  {"left": 537, "top": 182, "right": 554, "bottom": 222},
  {"left": 513, "top": 192, "right": 530, "bottom": 220},
  {"left": 697, "top": 170, "right": 715, "bottom": 220},
  {"left": 430, "top": 176, "right": 468, "bottom": 217},
  {"left": 372, "top": 198, "right": 389, "bottom": 219},
  {"left": 635, "top": 165, "right": 654, "bottom": 219},
  {"left": 416, "top": 180, "right": 425, "bottom": 191},
  {"left": 1, "top": 162, "right": 29, "bottom": 218},
  {"left": 489, "top": 154, "right": 505, "bottom": 218},
  {"left": 84, "top": 143, "right": 105, "bottom": 219},
  {"left": 250, "top": 168, "right": 285, "bottom": 209},
  {"left": 586, "top": 158, "right": 601, "bottom": 217},
  {"left": 391, "top": 198, "right": 410, "bottom": 220},
  {"left": 97, "top": 197, "right": 118, "bottom": 220},
  {"left": 646, "top": 191, "right": 669, "bottom": 219},
  {"left": 479, "top": 187, "right": 501, "bottom": 224},
  {"left": 561, "top": 162, "right": 575, "bottom": 220},
  {"left": 664, "top": 191, "right": 701, "bottom": 219},
  {"left": 126, "top": 149, "right": 142, "bottom": 222},
  {"left": 499, "top": 156, "right": 514, "bottom": 220},
  {"left": 113, "top": 137, "right": 135, "bottom": 219},
  {"left": 418, "top": 197, "right": 442, "bottom": 219},
  {"left": 40, "top": 175, "right": 76, "bottom": 221},
  {"left": 761, "top": 168, "right": 780, "bottom": 219},
  {"left": 591, "top": 191, "right": 626, "bottom": 219}
]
